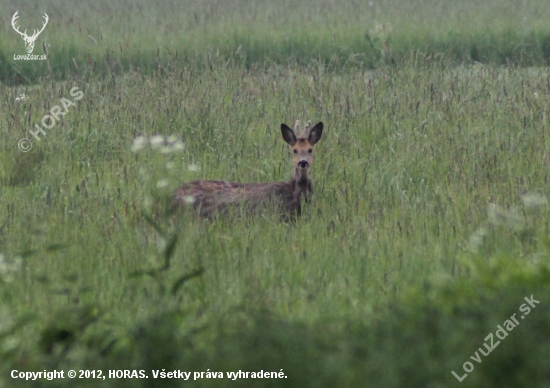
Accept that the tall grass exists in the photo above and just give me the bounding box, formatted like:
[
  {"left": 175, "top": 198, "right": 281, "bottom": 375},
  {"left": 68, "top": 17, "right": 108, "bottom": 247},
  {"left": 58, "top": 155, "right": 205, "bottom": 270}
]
[{"left": 1, "top": 0, "right": 550, "bottom": 387}]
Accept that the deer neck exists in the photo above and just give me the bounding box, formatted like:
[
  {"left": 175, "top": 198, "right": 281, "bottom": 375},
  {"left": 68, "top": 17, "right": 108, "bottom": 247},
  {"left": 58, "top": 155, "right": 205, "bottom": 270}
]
[{"left": 291, "top": 167, "right": 312, "bottom": 194}]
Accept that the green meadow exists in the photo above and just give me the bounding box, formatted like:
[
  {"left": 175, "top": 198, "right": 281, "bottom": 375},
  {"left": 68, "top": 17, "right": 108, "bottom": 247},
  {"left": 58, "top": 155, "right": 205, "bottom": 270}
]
[{"left": 1, "top": 0, "right": 550, "bottom": 387}]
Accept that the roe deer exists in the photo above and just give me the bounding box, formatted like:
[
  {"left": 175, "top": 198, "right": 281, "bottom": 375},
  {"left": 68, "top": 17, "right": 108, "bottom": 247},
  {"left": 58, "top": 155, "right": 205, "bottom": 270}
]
[{"left": 173, "top": 120, "right": 324, "bottom": 220}]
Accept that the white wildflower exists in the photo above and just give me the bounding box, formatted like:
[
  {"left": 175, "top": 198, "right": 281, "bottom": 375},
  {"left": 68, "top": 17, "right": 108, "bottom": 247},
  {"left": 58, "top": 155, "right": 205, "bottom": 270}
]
[
  {"left": 0, "top": 254, "right": 22, "bottom": 283},
  {"left": 149, "top": 135, "right": 165, "bottom": 149},
  {"left": 170, "top": 140, "right": 185, "bottom": 152},
  {"left": 160, "top": 146, "right": 173, "bottom": 155},
  {"left": 521, "top": 193, "right": 547, "bottom": 209},
  {"left": 488, "top": 203, "right": 524, "bottom": 231},
  {"left": 15, "top": 94, "right": 28, "bottom": 103},
  {"left": 1, "top": 337, "right": 19, "bottom": 353},
  {"left": 166, "top": 134, "right": 179, "bottom": 144},
  {"left": 165, "top": 161, "right": 176, "bottom": 170},
  {"left": 467, "top": 227, "right": 487, "bottom": 253},
  {"left": 183, "top": 195, "right": 196, "bottom": 204},
  {"left": 156, "top": 236, "right": 166, "bottom": 252},
  {"left": 156, "top": 179, "right": 170, "bottom": 189},
  {"left": 131, "top": 136, "right": 147, "bottom": 153},
  {"left": 187, "top": 163, "right": 200, "bottom": 172}
]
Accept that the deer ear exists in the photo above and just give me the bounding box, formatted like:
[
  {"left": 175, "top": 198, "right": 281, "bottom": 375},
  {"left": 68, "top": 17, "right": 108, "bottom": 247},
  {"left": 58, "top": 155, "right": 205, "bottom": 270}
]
[
  {"left": 281, "top": 124, "right": 297, "bottom": 146},
  {"left": 308, "top": 122, "right": 323, "bottom": 145}
]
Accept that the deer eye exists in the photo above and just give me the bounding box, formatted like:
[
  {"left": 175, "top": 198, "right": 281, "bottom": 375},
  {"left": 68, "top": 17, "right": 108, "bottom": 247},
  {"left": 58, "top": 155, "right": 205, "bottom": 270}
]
[
  {"left": 293, "top": 149, "right": 298, "bottom": 154},
  {"left": 308, "top": 149, "right": 313, "bottom": 153}
]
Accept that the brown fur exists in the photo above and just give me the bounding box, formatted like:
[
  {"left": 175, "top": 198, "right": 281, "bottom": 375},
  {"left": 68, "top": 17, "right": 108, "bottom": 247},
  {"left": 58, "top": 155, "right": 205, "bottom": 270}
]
[{"left": 173, "top": 120, "right": 324, "bottom": 221}]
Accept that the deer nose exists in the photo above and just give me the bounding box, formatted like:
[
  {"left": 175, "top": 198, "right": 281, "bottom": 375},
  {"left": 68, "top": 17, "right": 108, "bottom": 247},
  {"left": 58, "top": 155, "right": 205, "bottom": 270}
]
[{"left": 298, "top": 160, "right": 309, "bottom": 168}]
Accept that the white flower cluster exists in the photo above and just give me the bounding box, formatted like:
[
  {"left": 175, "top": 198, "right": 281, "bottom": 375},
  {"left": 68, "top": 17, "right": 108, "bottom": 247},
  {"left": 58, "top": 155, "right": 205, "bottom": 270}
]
[
  {"left": 131, "top": 135, "right": 185, "bottom": 154},
  {"left": 520, "top": 193, "right": 547, "bottom": 209},
  {"left": 0, "top": 253, "right": 22, "bottom": 283},
  {"left": 15, "top": 94, "right": 28, "bottom": 103}
]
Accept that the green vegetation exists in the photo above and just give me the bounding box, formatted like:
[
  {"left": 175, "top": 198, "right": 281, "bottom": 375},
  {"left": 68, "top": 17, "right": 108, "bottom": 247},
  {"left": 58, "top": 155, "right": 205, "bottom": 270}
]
[
  {"left": 3, "top": 0, "right": 550, "bottom": 84},
  {"left": 1, "top": 0, "right": 550, "bottom": 387}
]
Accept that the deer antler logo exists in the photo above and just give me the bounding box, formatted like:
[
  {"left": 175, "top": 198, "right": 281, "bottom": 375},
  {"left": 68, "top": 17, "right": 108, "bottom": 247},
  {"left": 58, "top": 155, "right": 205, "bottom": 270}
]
[{"left": 11, "top": 11, "right": 49, "bottom": 54}]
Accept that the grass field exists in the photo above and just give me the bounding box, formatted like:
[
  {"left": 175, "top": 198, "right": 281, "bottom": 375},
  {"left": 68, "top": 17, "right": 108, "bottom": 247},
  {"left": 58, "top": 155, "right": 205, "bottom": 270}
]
[{"left": 1, "top": 0, "right": 550, "bottom": 387}]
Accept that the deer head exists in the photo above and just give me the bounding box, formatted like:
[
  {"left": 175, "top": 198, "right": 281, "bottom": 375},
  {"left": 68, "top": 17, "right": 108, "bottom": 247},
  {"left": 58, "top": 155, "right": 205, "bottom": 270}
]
[
  {"left": 281, "top": 120, "right": 324, "bottom": 182},
  {"left": 11, "top": 11, "right": 49, "bottom": 54}
]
